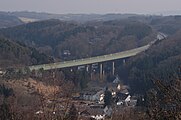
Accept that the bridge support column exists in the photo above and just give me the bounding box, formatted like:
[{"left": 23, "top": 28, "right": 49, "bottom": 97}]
[
  {"left": 86, "top": 65, "right": 89, "bottom": 72},
  {"left": 100, "top": 63, "right": 103, "bottom": 80},
  {"left": 123, "top": 59, "right": 126, "bottom": 65},
  {"left": 112, "top": 61, "right": 115, "bottom": 76},
  {"left": 91, "top": 72, "right": 93, "bottom": 80},
  {"left": 103, "top": 69, "right": 105, "bottom": 81},
  {"left": 90, "top": 64, "right": 93, "bottom": 80}
]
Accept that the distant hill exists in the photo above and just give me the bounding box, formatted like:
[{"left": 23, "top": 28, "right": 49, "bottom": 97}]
[
  {"left": 155, "top": 10, "right": 181, "bottom": 16},
  {"left": 0, "top": 19, "right": 154, "bottom": 60},
  {"left": 0, "top": 12, "right": 23, "bottom": 28},
  {"left": 150, "top": 15, "right": 181, "bottom": 35},
  {"left": 0, "top": 11, "right": 154, "bottom": 23},
  {"left": 0, "top": 37, "right": 53, "bottom": 68},
  {"left": 10, "top": 11, "right": 141, "bottom": 22}
]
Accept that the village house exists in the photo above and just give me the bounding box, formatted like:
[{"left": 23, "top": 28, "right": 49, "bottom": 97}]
[
  {"left": 0, "top": 68, "right": 6, "bottom": 76},
  {"left": 81, "top": 90, "right": 104, "bottom": 102}
]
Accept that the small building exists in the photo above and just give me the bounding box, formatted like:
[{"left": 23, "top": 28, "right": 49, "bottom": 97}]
[
  {"left": 81, "top": 90, "right": 104, "bottom": 102},
  {"left": 113, "top": 76, "right": 120, "bottom": 84},
  {"left": 104, "top": 106, "right": 112, "bottom": 118},
  {"left": 0, "top": 70, "right": 3, "bottom": 75},
  {"left": 63, "top": 50, "right": 71, "bottom": 56},
  {"left": 78, "top": 66, "right": 86, "bottom": 71},
  {"left": 116, "top": 92, "right": 137, "bottom": 107},
  {"left": 92, "top": 63, "right": 98, "bottom": 69},
  {"left": 116, "top": 92, "right": 129, "bottom": 102},
  {"left": 0, "top": 68, "right": 6, "bottom": 76}
]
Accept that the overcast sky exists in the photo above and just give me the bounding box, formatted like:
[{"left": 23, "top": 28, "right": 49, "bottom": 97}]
[{"left": 0, "top": 0, "right": 181, "bottom": 14}]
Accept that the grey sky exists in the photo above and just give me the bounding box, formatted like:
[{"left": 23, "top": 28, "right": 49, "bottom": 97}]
[{"left": 0, "top": 0, "right": 181, "bottom": 14}]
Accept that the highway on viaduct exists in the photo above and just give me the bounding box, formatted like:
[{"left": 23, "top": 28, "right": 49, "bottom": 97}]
[{"left": 29, "top": 33, "right": 166, "bottom": 71}]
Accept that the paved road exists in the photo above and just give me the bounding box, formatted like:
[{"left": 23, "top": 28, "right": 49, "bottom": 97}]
[{"left": 29, "top": 33, "right": 166, "bottom": 71}]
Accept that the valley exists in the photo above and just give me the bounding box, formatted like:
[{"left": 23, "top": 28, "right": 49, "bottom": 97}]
[{"left": 0, "top": 12, "right": 180, "bottom": 120}]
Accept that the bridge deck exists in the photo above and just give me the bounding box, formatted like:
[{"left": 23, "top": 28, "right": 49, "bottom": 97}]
[{"left": 29, "top": 45, "right": 150, "bottom": 71}]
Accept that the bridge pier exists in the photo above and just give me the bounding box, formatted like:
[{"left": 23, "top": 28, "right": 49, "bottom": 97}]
[
  {"left": 112, "top": 61, "right": 115, "bottom": 76},
  {"left": 103, "top": 69, "right": 105, "bottom": 81},
  {"left": 86, "top": 65, "right": 89, "bottom": 72},
  {"left": 100, "top": 63, "right": 103, "bottom": 80},
  {"left": 123, "top": 59, "right": 126, "bottom": 65},
  {"left": 91, "top": 71, "right": 93, "bottom": 80}
]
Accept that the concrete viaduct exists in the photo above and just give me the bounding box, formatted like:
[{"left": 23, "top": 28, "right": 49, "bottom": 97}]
[{"left": 28, "top": 33, "right": 167, "bottom": 79}]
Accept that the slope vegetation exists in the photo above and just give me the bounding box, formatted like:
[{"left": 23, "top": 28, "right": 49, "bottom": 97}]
[
  {"left": 0, "top": 37, "right": 53, "bottom": 68},
  {"left": 0, "top": 19, "right": 154, "bottom": 60},
  {"left": 126, "top": 30, "right": 181, "bottom": 94}
]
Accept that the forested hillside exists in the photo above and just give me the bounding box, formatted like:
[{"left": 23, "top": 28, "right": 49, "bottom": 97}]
[
  {"left": 0, "top": 38, "right": 53, "bottom": 68},
  {"left": 126, "top": 30, "right": 181, "bottom": 94},
  {"left": 0, "top": 19, "right": 154, "bottom": 60}
]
